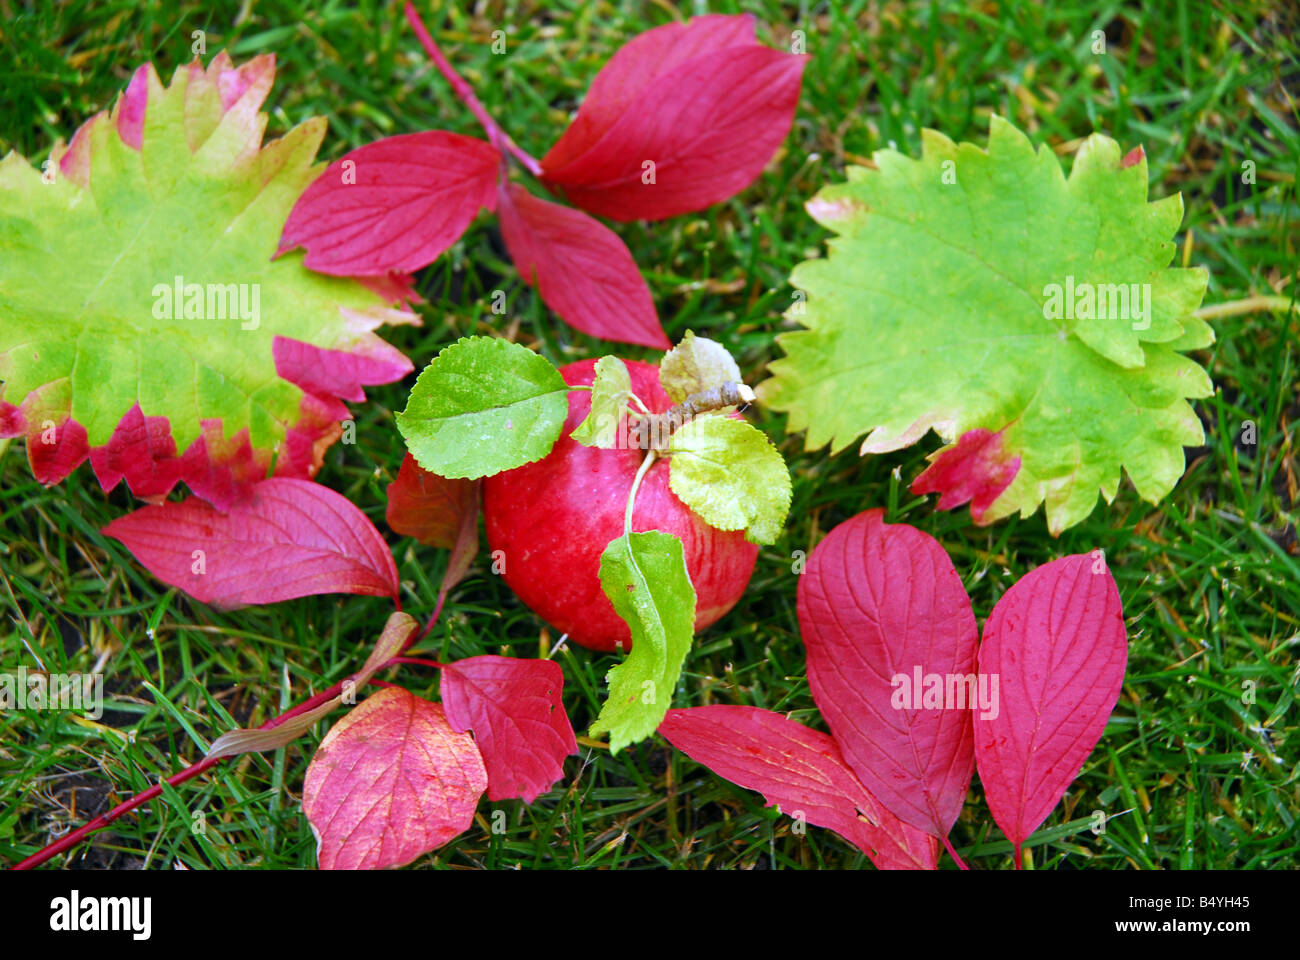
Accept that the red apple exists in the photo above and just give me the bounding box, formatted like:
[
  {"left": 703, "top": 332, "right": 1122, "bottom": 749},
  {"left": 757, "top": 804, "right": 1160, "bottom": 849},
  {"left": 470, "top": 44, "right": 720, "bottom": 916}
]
[{"left": 482, "top": 358, "right": 758, "bottom": 652}]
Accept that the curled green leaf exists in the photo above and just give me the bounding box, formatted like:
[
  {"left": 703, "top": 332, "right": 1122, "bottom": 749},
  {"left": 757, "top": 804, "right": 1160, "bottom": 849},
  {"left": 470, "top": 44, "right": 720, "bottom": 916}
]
[
  {"left": 590, "top": 531, "right": 695, "bottom": 753},
  {"left": 571, "top": 356, "right": 633, "bottom": 448}
]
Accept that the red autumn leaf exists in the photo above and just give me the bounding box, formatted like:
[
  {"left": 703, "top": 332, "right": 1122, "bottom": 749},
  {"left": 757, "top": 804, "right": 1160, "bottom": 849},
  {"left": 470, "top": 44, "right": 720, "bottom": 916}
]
[
  {"left": 539, "top": 13, "right": 806, "bottom": 222},
  {"left": 440, "top": 656, "right": 577, "bottom": 803},
  {"left": 278, "top": 130, "right": 500, "bottom": 276},
  {"left": 103, "top": 477, "right": 398, "bottom": 607},
  {"left": 302, "top": 687, "right": 487, "bottom": 870},
  {"left": 798, "top": 508, "right": 979, "bottom": 839},
  {"left": 659, "top": 706, "right": 938, "bottom": 869},
  {"left": 973, "top": 553, "right": 1127, "bottom": 863},
  {"left": 385, "top": 453, "right": 477, "bottom": 550},
  {"left": 497, "top": 181, "right": 668, "bottom": 348},
  {"left": 385, "top": 453, "right": 480, "bottom": 612}
]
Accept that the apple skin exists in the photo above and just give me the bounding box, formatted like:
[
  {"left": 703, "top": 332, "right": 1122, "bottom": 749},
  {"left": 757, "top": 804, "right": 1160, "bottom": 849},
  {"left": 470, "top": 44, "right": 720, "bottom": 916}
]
[{"left": 482, "top": 358, "right": 759, "bottom": 653}]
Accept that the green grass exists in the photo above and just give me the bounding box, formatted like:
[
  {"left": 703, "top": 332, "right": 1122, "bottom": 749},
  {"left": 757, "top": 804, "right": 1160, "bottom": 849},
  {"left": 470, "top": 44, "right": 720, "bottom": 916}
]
[{"left": 1, "top": 0, "right": 1297, "bottom": 869}]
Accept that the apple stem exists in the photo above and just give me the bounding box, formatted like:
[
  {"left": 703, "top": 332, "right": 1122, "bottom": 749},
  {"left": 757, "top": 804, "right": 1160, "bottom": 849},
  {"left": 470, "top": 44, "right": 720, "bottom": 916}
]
[
  {"left": 640, "top": 381, "right": 756, "bottom": 450},
  {"left": 624, "top": 450, "right": 658, "bottom": 540}
]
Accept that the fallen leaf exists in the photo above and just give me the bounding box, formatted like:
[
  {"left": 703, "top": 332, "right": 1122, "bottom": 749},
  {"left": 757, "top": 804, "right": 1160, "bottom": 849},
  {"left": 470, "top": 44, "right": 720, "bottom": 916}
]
[
  {"left": 303, "top": 687, "right": 487, "bottom": 870},
  {"left": 798, "top": 508, "right": 978, "bottom": 839},
  {"left": 103, "top": 477, "right": 399, "bottom": 607},
  {"left": 441, "top": 656, "right": 577, "bottom": 802},
  {"left": 540, "top": 14, "right": 806, "bottom": 221},
  {"left": 974, "top": 553, "right": 1127, "bottom": 863},
  {"left": 497, "top": 181, "right": 667, "bottom": 348},
  {"left": 278, "top": 130, "right": 500, "bottom": 275},
  {"left": 660, "top": 705, "right": 939, "bottom": 869}
]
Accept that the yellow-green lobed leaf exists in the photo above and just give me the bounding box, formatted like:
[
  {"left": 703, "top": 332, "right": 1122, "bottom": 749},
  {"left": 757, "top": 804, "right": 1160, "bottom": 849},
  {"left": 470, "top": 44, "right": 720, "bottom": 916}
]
[
  {"left": 758, "top": 116, "right": 1212, "bottom": 534},
  {"left": 0, "top": 56, "right": 412, "bottom": 459}
]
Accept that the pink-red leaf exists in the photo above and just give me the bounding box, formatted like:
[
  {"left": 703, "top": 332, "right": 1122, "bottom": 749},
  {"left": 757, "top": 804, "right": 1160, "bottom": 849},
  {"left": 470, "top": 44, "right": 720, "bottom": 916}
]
[
  {"left": 539, "top": 14, "right": 806, "bottom": 221},
  {"left": 973, "top": 553, "right": 1127, "bottom": 861},
  {"left": 272, "top": 335, "right": 414, "bottom": 405},
  {"left": 385, "top": 453, "right": 477, "bottom": 551},
  {"left": 385, "top": 453, "right": 480, "bottom": 609},
  {"left": 497, "top": 181, "right": 667, "bottom": 348},
  {"left": 660, "top": 706, "right": 938, "bottom": 869},
  {"left": 103, "top": 477, "right": 398, "bottom": 607},
  {"left": 440, "top": 656, "right": 577, "bottom": 803},
  {"left": 798, "top": 509, "right": 979, "bottom": 838},
  {"left": 278, "top": 130, "right": 500, "bottom": 275},
  {"left": 302, "top": 687, "right": 487, "bottom": 870}
]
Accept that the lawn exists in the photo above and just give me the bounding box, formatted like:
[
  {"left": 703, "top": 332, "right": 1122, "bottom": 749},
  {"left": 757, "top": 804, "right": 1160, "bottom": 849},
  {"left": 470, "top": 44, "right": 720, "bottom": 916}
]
[{"left": 0, "top": 0, "right": 1297, "bottom": 869}]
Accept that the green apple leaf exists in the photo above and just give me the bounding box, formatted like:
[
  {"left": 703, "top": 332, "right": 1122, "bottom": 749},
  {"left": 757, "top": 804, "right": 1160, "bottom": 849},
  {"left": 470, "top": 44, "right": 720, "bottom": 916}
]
[
  {"left": 0, "top": 54, "right": 416, "bottom": 505},
  {"left": 571, "top": 355, "right": 632, "bottom": 448},
  {"left": 757, "top": 116, "right": 1212, "bottom": 534},
  {"left": 659, "top": 330, "right": 743, "bottom": 403},
  {"left": 590, "top": 531, "right": 696, "bottom": 753},
  {"left": 396, "top": 335, "right": 569, "bottom": 480},
  {"left": 668, "top": 416, "right": 791, "bottom": 545}
]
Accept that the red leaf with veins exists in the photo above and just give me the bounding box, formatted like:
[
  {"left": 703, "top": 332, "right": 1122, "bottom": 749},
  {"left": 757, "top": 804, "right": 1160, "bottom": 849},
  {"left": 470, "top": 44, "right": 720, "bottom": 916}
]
[
  {"left": 303, "top": 688, "right": 487, "bottom": 870},
  {"left": 541, "top": 14, "right": 757, "bottom": 173},
  {"left": 278, "top": 130, "right": 500, "bottom": 275},
  {"left": 103, "top": 478, "right": 399, "bottom": 607},
  {"left": 911, "top": 427, "right": 1021, "bottom": 523},
  {"left": 385, "top": 453, "right": 478, "bottom": 550},
  {"left": 385, "top": 454, "right": 480, "bottom": 611},
  {"left": 974, "top": 553, "right": 1127, "bottom": 863},
  {"left": 497, "top": 181, "right": 667, "bottom": 348},
  {"left": 798, "top": 509, "right": 978, "bottom": 839},
  {"left": 441, "top": 656, "right": 577, "bottom": 803},
  {"left": 540, "top": 14, "right": 806, "bottom": 221},
  {"left": 659, "top": 706, "right": 938, "bottom": 869}
]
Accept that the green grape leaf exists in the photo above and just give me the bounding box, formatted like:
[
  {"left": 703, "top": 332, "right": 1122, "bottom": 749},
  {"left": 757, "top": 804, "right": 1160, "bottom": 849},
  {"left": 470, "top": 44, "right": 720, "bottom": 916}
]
[
  {"left": 0, "top": 54, "right": 416, "bottom": 506},
  {"left": 571, "top": 356, "right": 632, "bottom": 448},
  {"left": 757, "top": 116, "right": 1212, "bottom": 534},
  {"left": 659, "top": 330, "right": 743, "bottom": 403},
  {"left": 668, "top": 416, "right": 791, "bottom": 544},
  {"left": 396, "top": 336, "right": 569, "bottom": 479},
  {"left": 590, "top": 531, "right": 696, "bottom": 753}
]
